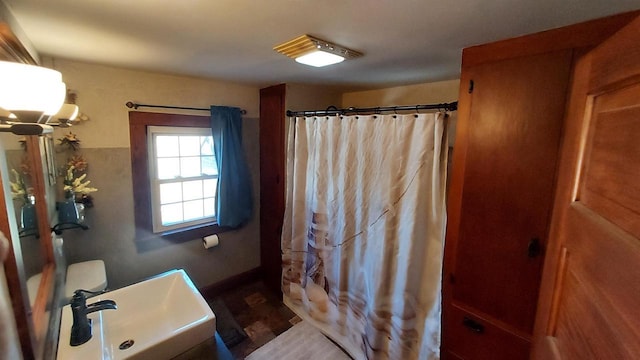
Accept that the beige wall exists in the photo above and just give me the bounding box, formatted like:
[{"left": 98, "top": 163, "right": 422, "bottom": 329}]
[
  {"left": 284, "top": 83, "right": 344, "bottom": 137},
  {"left": 342, "top": 79, "right": 461, "bottom": 146},
  {"left": 42, "top": 59, "right": 260, "bottom": 148},
  {"left": 286, "top": 83, "right": 343, "bottom": 113},
  {"left": 341, "top": 79, "right": 460, "bottom": 108},
  {"left": 43, "top": 59, "right": 262, "bottom": 289},
  {"left": 3, "top": 57, "right": 461, "bottom": 291}
]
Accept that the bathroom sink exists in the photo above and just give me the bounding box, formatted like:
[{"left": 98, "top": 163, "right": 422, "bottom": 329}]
[{"left": 57, "top": 269, "right": 216, "bottom": 359}]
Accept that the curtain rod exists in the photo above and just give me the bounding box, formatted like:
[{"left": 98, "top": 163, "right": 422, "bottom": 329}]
[
  {"left": 286, "top": 101, "right": 457, "bottom": 117},
  {"left": 125, "top": 101, "right": 247, "bottom": 115}
]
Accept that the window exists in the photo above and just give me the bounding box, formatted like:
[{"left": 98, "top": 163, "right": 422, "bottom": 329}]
[
  {"left": 129, "top": 112, "right": 225, "bottom": 248},
  {"left": 147, "top": 126, "right": 217, "bottom": 233}
]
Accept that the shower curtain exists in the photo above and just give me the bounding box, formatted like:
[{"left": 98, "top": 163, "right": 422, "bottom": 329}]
[{"left": 281, "top": 112, "right": 449, "bottom": 360}]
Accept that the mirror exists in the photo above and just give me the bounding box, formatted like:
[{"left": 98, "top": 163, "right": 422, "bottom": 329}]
[
  {"left": 4, "top": 136, "right": 45, "bottom": 303},
  {"left": 0, "top": 133, "right": 58, "bottom": 358},
  {"left": 0, "top": 8, "right": 63, "bottom": 358}
]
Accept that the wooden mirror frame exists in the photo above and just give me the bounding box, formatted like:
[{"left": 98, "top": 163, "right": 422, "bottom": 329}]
[
  {"left": 0, "top": 8, "right": 58, "bottom": 359},
  {"left": 0, "top": 136, "right": 56, "bottom": 359}
]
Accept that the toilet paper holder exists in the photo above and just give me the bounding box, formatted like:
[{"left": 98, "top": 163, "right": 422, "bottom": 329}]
[{"left": 203, "top": 234, "right": 219, "bottom": 249}]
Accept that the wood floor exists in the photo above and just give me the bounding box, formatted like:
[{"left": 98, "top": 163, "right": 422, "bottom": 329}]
[{"left": 207, "top": 281, "right": 300, "bottom": 359}]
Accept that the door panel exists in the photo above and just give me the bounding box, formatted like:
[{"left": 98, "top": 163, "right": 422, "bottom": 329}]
[
  {"left": 453, "top": 50, "right": 572, "bottom": 333},
  {"left": 446, "top": 305, "right": 530, "bottom": 360},
  {"left": 552, "top": 205, "right": 640, "bottom": 359},
  {"left": 532, "top": 14, "right": 640, "bottom": 359},
  {"left": 579, "top": 84, "right": 640, "bottom": 238}
]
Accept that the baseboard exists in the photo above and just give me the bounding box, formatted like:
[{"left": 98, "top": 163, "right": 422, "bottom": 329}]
[{"left": 199, "top": 266, "right": 262, "bottom": 299}]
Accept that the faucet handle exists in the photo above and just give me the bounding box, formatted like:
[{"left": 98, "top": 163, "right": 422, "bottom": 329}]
[
  {"left": 71, "top": 289, "right": 106, "bottom": 306},
  {"left": 73, "top": 289, "right": 106, "bottom": 297}
]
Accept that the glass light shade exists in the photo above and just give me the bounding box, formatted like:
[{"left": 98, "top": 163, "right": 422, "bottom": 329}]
[
  {"left": 295, "top": 50, "right": 345, "bottom": 67},
  {"left": 55, "top": 104, "right": 79, "bottom": 121},
  {"left": 0, "top": 61, "right": 66, "bottom": 122},
  {"left": 0, "top": 108, "right": 12, "bottom": 119}
]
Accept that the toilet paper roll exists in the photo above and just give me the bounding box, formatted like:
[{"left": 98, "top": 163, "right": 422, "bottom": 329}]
[{"left": 203, "top": 234, "right": 219, "bottom": 249}]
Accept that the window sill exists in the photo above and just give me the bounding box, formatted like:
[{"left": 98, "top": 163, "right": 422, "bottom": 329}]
[{"left": 134, "top": 222, "right": 233, "bottom": 252}]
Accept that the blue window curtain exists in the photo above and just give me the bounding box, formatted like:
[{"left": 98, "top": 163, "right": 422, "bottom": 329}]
[{"left": 210, "top": 106, "right": 253, "bottom": 228}]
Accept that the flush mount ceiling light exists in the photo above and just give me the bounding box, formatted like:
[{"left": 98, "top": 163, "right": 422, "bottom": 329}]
[
  {"left": 0, "top": 60, "right": 66, "bottom": 123},
  {"left": 274, "top": 35, "right": 362, "bottom": 68}
]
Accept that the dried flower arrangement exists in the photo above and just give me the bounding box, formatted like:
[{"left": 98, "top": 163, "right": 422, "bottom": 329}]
[
  {"left": 58, "top": 132, "right": 82, "bottom": 151},
  {"left": 63, "top": 165, "right": 97, "bottom": 196},
  {"left": 9, "top": 169, "right": 32, "bottom": 203},
  {"left": 57, "top": 133, "right": 97, "bottom": 207}
]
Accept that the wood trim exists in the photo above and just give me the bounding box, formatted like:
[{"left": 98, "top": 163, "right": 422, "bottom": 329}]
[
  {"left": 198, "top": 266, "right": 262, "bottom": 300},
  {"left": 461, "top": 10, "right": 639, "bottom": 68},
  {"left": 25, "top": 137, "right": 53, "bottom": 265},
  {"left": 588, "top": 15, "right": 640, "bottom": 93},
  {"left": 0, "top": 23, "right": 37, "bottom": 64},
  {"left": 128, "top": 111, "right": 230, "bottom": 248},
  {"left": 259, "top": 84, "right": 286, "bottom": 296},
  {"left": 32, "top": 263, "right": 53, "bottom": 345},
  {"left": 0, "top": 160, "right": 35, "bottom": 359},
  {"left": 442, "top": 71, "right": 473, "bottom": 304},
  {"left": 25, "top": 136, "right": 56, "bottom": 359},
  {"left": 441, "top": 68, "right": 473, "bottom": 355},
  {"left": 533, "top": 336, "right": 562, "bottom": 360},
  {"left": 531, "top": 48, "right": 593, "bottom": 347},
  {"left": 1, "top": 248, "right": 34, "bottom": 360},
  {"left": 450, "top": 301, "right": 532, "bottom": 341},
  {"left": 546, "top": 247, "right": 568, "bottom": 336}
]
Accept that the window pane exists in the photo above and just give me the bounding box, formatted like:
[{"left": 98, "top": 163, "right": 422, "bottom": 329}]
[
  {"left": 201, "top": 136, "right": 214, "bottom": 155},
  {"left": 161, "top": 203, "right": 183, "bottom": 225},
  {"left": 156, "top": 136, "right": 179, "bottom": 157},
  {"left": 146, "top": 127, "right": 221, "bottom": 232},
  {"left": 183, "top": 180, "right": 203, "bottom": 201},
  {"left": 203, "top": 179, "right": 217, "bottom": 197},
  {"left": 201, "top": 156, "right": 218, "bottom": 176},
  {"left": 160, "top": 182, "right": 182, "bottom": 204},
  {"left": 180, "top": 157, "right": 200, "bottom": 177},
  {"left": 204, "top": 197, "right": 215, "bottom": 217},
  {"left": 180, "top": 136, "right": 201, "bottom": 156},
  {"left": 157, "top": 158, "right": 180, "bottom": 179},
  {"left": 183, "top": 199, "right": 204, "bottom": 221}
]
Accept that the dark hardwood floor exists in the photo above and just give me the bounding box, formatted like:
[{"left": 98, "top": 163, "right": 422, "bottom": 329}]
[{"left": 205, "top": 281, "right": 300, "bottom": 359}]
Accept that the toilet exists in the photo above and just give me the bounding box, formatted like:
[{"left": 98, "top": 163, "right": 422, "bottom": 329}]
[{"left": 64, "top": 260, "right": 107, "bottom": 302}]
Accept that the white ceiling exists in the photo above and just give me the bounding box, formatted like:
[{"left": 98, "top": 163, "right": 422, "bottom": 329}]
[{"left": 4, "top": 0, "right": 640, "bottom": 90}]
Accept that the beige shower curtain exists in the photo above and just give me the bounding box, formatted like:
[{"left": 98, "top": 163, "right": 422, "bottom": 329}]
[{"left": 281, "top": 112, "right": 449, "bottom": 360}]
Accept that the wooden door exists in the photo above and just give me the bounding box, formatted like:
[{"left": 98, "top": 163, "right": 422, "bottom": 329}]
[
  {"left": 532, "top": 15, "right": 640, "bottom": 360},
  {"left": 442, "top": 50, "right": 572, "bottom": 360},
  {"left": 259, "top": 84, "right": 286, "bottom": 295},
  {"left": 454, "top": 51, "right": 571, "bottom": 331}
]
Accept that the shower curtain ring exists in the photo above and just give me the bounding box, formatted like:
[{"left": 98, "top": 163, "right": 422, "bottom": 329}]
[{"left": 326, "top": 105, "right": 339, "bottom": 116}]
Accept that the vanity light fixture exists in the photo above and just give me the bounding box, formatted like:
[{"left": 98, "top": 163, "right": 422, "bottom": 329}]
[
  {"left": 0, "top": 60, "right": 66, "bottom": 123},
  {"left": 50, "top": 103, "right": 79, "bottom": 127},
  {"left": 273, "top": 35, "right": 362, "bottom": 67},
  {"left": 0, "top": 123, "right": 53, "bottom": 135}
]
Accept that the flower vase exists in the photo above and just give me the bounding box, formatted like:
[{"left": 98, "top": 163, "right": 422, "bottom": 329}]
[
  {"left": 75, "top": 202, "right": 85, "bottom": 223},
  {"left": 57, "top": 192, "right": 79, "bottom": 224},
  {"left": 20, "top": 195, "right": 37, "bottom": 231}
]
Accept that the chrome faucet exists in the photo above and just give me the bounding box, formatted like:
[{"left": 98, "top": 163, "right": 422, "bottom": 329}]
[{"left": 70, "top": 289, "right": 117, "bottom": 346}]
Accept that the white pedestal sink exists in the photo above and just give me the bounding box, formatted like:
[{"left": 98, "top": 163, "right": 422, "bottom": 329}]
[{"left": 57, "top": 269, "right": 216, "bottom": 359}]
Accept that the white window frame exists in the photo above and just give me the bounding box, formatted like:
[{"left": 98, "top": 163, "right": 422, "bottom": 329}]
[{"left": 147, "top": 126, "right": 217, "bottom": 233}]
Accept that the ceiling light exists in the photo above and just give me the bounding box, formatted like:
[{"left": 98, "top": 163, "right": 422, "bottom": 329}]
[
  {"left": 274, "top": 35, "right": 362, "bottom": 68},
  {"left": 0, "top": 60, "right": 66, "bottom": 123}
]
